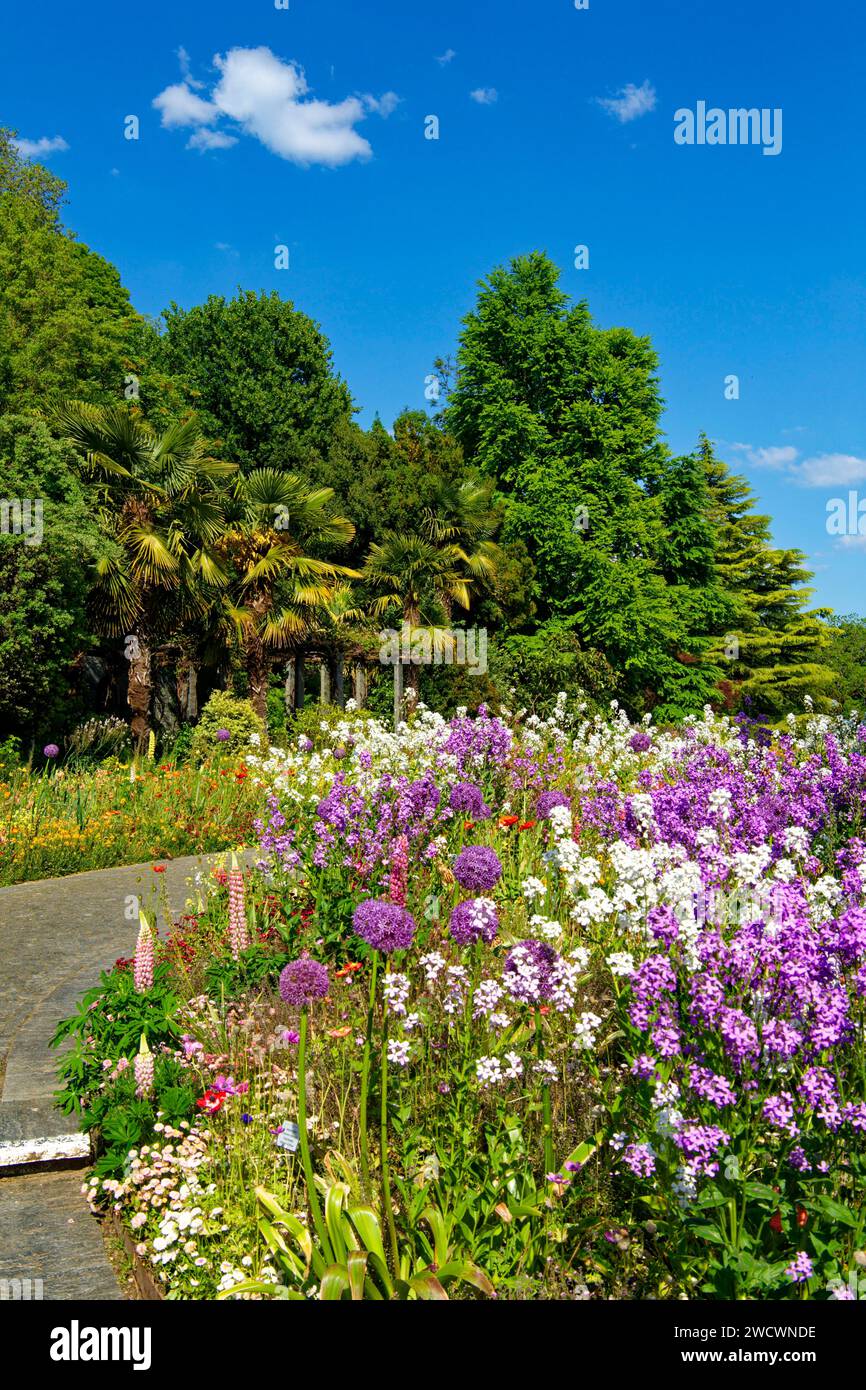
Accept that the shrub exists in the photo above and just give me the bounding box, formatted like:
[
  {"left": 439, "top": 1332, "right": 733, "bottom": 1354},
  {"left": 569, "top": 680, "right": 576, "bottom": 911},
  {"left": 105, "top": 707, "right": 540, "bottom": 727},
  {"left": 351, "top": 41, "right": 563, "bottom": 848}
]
[{"left": 190, "top": 690, "right": 265, "bottom": 763}]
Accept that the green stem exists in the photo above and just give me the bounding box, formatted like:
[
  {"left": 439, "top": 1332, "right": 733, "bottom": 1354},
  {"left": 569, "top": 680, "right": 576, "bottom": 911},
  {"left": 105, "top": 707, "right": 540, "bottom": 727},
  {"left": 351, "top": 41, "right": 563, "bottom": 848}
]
[
  {"left": 359, "top": 953, "right": 379, "bottom": 1194},
  {"left": 380, "top": 1004, "right": 400, "bottom": 1271},
  {"left": 298, "top": 1008, "right": 332, "bottom": 1261},
  {"left": 537, "top": 1015, "right": 554, "bottom": 1175}
]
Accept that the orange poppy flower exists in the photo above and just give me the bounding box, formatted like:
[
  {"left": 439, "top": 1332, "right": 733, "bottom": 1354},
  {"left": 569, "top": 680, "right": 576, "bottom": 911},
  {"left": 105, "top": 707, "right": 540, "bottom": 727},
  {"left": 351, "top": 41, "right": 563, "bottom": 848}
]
[
  {"left": 335, "top": 962, "right": 363, "bottom": 978},
  {"left": 151, "top": 864, "right": 166, "bottom": 873},
  {"left": 463, "top": 820, "right": 475, "bottom": 831},
  {"left": 796, "top": 1206, "right": 808, "bottom": 1228},
  {"left": 499, "top": 815, "right": 519, "bottom": 828}
]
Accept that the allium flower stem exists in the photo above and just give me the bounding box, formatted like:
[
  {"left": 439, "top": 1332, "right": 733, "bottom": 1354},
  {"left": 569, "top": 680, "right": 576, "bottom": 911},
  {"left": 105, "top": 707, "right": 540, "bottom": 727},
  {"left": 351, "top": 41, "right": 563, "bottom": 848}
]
[
  {"left": 297, "top": 1008, "right": 333, "bottom": 1263},
  {"left": 537, "top": 1017, "right": 554, "bottom": 1176},
  {"left": 379, "top": 991, "right": 400, "bottom": 1273},
  {"left": 359, "top": 953, "right": 379, "bottom": 1193}
]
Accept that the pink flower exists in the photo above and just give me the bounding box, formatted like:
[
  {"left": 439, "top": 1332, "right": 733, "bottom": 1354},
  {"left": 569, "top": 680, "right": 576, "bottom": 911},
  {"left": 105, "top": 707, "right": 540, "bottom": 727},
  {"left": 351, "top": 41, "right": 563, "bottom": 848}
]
[
  {"left": 228, "top": 870, "right": 250, "bottom": 961},
  {"left": 133, "top": 918, "right": 155, "bottom": 993}
]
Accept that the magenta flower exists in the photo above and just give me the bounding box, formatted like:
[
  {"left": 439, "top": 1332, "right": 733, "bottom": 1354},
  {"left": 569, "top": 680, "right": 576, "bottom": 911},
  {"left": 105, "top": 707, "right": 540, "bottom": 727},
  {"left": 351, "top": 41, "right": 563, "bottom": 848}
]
[{"left": 278, "top": 954, "right": 329, "bottom": 1007}]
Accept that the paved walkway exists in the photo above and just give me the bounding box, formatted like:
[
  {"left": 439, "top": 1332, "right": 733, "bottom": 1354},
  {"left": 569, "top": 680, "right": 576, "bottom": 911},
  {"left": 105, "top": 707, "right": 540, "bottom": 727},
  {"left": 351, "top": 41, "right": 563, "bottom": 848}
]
[{"left": 0, "top": 851, "right": 234, "bottom": 1301}]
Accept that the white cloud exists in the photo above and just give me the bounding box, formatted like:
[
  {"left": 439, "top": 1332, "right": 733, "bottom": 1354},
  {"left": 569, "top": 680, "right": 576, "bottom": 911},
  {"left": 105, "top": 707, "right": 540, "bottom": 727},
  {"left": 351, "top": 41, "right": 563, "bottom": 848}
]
[
  {"left": 792, "top": 453, "right": 866, "bottom": 488},
  {"left": 731, "top": 443, "right": 799, "bottom": 470},
  {"left": 596, "top": 80, "right": 656, "bottom": 123},
  {"left": 153, "top": 46, "right": 393, "bottom": 167},
  {"left": 153, "top": 82, "right": 219, "bottom": 128},
  {"left": 187, "top": 127, "right": 238, "bottom": 152},
  {"left": 838, "top": 533, "right": 866, "bottom": 549},
  {"left": 436, "top": 49, "right": 457, "bottom": 65},
  {"left": 12, "top": 135, "right": 69, "bottom": 159},
  {"left": 363, "top": 91, "right": 400, "bottom": 117},
  {"left": 470, "top": 87, "right": 498, "bottom": 105},
  {"left": 729, "top": 441, "right": 866, "bottom": 489}
]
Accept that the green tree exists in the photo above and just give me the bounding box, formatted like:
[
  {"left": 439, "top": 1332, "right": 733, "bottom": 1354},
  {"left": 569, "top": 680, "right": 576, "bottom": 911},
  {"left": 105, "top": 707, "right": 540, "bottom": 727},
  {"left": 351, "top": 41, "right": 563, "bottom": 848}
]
[
  {"left": 53, "top": 402, "right": 237, "bottom": 744},
  {"left": 698, "top": 435, "right": 836, "bottom": 715},
  {"left": 216, "top": 470, "right": 358, "bottom": 726},
  {"left": 0, "top": 129, "right": 169, "bottom": 416},
  {"left": 0, "top": 416, "right": 108, "bottom": 740},
  {"left": 445, "top": 251, "right": 710, "bottom": 714},
  {"left": 157, "top": 290, "right": 355, "bottom": 468},
  {"left": 821, "top": 614, "right": 866, "bottom": 713}
]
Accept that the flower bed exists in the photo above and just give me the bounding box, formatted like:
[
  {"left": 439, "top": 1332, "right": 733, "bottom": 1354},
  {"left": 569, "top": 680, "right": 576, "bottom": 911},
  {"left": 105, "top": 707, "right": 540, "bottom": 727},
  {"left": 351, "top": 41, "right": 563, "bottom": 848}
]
[
  {"left": 61, "top": 700, "right": 866, "bottom": 1300},
  {"left": 0, "top": 759, "right": 259, "bottom": 884}
]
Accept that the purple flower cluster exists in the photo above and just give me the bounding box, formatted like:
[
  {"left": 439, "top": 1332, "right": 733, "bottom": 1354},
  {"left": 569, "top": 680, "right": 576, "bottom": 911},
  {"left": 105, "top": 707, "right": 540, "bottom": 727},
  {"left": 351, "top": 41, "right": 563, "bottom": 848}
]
[
  {"left": 536, "top": 790, "right": 571, "bottom": 820},
  {"left": 449, "top": 898, "right": 499, "bottom": 946},
  {"left": 353, "top": 899, "right": 416, "bottom": 954},
  {"left": 503, "top": 939, "right": 559, "bottom": 1005},
  {"left": 278, "top": 953, "right": 329, "bottom": 1007},
  {"left": 448, "top": 782, "right": 491, "bottom": 821},
  {"left": 453, "top": 845, "right": 503, "bottom": 892}
]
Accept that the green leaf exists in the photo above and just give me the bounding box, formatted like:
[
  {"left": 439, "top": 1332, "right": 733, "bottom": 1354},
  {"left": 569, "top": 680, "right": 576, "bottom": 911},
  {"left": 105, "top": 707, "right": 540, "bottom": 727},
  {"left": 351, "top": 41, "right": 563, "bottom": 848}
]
[{"left": 319, "top": 1265, "right": 350, "bottom": 1300}]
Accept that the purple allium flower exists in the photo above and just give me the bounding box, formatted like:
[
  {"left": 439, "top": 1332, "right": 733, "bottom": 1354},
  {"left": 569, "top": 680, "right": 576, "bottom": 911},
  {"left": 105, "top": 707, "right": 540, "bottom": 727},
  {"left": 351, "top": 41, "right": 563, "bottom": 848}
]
[
  {"left": 453, "top": 844, "right": 503, "bottom": 892},
  {"left": 503, "top": 939, "right": 558, "bottom": 1005},
  {"left": 278, "top": 953, "right": 329, "bottom": 1007},
  {"left": 628, "top": 731, "right": 652, "bottom": 754},
  {"left": 42, "top": 743, "right": 60, "bottom": 759},
  {"left": 353, "top": 899, "right": 416, "bottom": 954},
  {"left": 785, "top": 1251, "right": 814, "bottom": 1283},
  {"left": 536, "top": 790, "right": 572, "bottom": 820},
  {"left": 449, "top": 897, "right": 499, "bottom": 946},
  {"left": 448, "top": 782, "right": 491, "bottom": 820},
  {"left": 215, "top": 728, "right": 231, "bottom": 742}
]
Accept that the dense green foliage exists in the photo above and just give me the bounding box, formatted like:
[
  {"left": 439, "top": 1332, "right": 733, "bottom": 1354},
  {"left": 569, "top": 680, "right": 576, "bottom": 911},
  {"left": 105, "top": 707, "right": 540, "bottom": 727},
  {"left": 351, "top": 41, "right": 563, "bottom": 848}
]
[{"left": 0, "top": 134, "right": 855, "bottom": 746}]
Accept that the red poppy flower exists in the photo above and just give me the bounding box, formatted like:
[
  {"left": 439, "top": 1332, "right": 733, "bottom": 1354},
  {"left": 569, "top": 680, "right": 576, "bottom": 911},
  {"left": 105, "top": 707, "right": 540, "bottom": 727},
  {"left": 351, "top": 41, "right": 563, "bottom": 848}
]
[
  {"left": 499, "top": 815, "right": 519, "bottom": 828},
  {"left": 769, "top": 1210, "right": 783, "bottom": 1234},
  {"left": 196, "top": 1089, "right": 225, "bottom": 1114},
  {"left": 335, "top": 962, "right": 362, "bottom": 978},
  {"left": 519, "top": 820, "right": 537, "bottom": 831},
  {"left": 463, "top": 820, "right": 475, "bottom": 831},
  {"left": 151, "top": 864, "right": 166, "bottom": 873}
]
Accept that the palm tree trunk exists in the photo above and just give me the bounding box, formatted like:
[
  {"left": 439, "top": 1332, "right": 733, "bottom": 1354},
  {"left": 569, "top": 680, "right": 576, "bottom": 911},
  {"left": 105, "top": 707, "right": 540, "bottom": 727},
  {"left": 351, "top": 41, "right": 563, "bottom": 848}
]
[
  {"left": 245, "top": 633, "right": 271, "bottom": 730},
  {"left": 127, "top": 633, "right": 152, "bottom": 748},
  {"left": 393, "top": 659, "right": 404, "bottom": 730},
  {"left": 353, "top": 663, "right": 367, "bottom": 708}
]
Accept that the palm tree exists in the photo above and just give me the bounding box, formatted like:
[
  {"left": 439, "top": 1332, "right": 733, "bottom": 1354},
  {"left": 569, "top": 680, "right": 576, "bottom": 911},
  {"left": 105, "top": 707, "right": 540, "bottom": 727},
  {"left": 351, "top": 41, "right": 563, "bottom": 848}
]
[
  {"left": 420, "top": 477, "right": 503, "bottom": 620},
  {"left": 217, "top": 469, "right": 359, "bottom": 726},
  {"left": 53, "top": 403, "right": 236, "bottom": 746}
]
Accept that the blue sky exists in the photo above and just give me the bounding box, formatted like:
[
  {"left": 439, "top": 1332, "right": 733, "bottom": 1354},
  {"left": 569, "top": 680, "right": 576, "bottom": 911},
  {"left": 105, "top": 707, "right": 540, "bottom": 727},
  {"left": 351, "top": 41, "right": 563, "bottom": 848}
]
[{"left": 3, "top": 0, "right": 865, "bottom": 614}]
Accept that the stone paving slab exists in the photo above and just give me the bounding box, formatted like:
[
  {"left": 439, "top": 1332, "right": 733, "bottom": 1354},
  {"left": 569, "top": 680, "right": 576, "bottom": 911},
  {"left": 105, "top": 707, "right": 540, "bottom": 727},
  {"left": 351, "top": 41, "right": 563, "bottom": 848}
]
[
  {"left": 0, "top": 852, "right": 230, "bottom": 1110},
  {"left": 0, "top": 1169, "right": 124, "bottom": 1300}
]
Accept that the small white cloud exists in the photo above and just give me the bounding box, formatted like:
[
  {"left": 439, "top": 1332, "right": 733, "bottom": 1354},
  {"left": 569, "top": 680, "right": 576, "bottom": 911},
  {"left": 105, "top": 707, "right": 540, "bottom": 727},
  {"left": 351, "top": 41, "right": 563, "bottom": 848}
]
[
  {"left": 731, "top": 443, "right": 799, "bottom": 470},
  {"left": 596, "top": 80, "right": 656, "bottom": 124},
  {"left": 177, "top": 45, "right": 205, "bottom": 90},
  {"left": 436, "top": 49, "right": 457, "bottom": 65},
  {"left": 187, "top": 127, "right": 238, "bottom": 152},
  {"left": 12, "top": 135, "right": 69, "bottom": 159},
  {"left": 363, "top": 91, "right": 401, "bottom": 118},
  {"left": 153, "top": 82, "right": 219, "bottom": 128},
  {"left": 793, "top": 453, "right": 866, "bottom": 488},
  {"left": 837, "top": 533, "right": 866, "bottom": 549},
  {"left": 470, "top": 87, "right": 498, "bottom": 105}
]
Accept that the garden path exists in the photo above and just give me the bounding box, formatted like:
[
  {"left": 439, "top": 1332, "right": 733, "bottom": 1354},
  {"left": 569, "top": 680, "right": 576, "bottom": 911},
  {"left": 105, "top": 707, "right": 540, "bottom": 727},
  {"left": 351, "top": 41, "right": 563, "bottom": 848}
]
[{"left": 0, "top": 851, "right": 231, "bottom": 1300}]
